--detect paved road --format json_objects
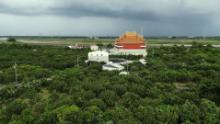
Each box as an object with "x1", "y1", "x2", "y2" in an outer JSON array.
[
  {"x1": 18, "y1": 40, "x2": 220, "y2": 48},
  {"x1": 149, "y1": 44, "x2": 220, "y2": 48}
]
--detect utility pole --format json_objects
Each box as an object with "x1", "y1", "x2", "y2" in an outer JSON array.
[
  {"x1": 76, "y1": 55, "x2": 79, "y2": 67},
  {"x1": 126, "y1": 62, "x2": 129, "y2": 73},
  {"x1": 152, "y1": 48, "x2": 154, "y2": 58},
  {"x1": 126, "y1": 54, "x2": 129, "y2": 73},
  {"x1": 14, "y1": 62, "x2": 18, "y2": 83}
]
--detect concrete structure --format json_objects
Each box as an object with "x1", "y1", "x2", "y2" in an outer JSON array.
[
  {"x1": 67, "y1": 44, "x2": 84, "y2": 49},
  {"x1": 110, "y1": 58, "x2": 133, "y2": 65},
  {"x1": 139, "y1": 59, "x2": 147, "y2": 65},
  {"x1": 102, "y1": 62, "x2": 124, "y2": 71},
  {"x1": 119, "y1": 71, "x2": 129, "y2": 75},
  {"x1": 111, "y1": 32, "x2": 147, "y2": 57},
  {"x1": 88, "y1": 51, "x2": 109, "y2": 63},
  {"x1": 90, "y1": 45, "x2": 99, "y2": 51}
]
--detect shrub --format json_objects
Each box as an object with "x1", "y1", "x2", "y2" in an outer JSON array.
[{"x1": 7, "y1": 37, "x2": 17, "y2": 42}]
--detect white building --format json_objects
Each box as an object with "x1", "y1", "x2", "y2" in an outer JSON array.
[
  {"x1": 102, "y1": 62, "x2": 124, "y2": 71},
  {"x1": 110, "y1": 48, "x2": 148, "y2": 57},
  {"x1": 90, "y1": 45, "x2": 99, "y2": 51},
  {"x1": 67, "y1": 44, "x2": 84, "y2": 49},
  {"x1": 88, "y1": 51, "x2": 109, "y2": 63}
]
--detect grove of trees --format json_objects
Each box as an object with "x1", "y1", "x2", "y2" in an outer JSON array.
[{"x1": 0, "y1": 43, "x2": 219, "y2": 124}]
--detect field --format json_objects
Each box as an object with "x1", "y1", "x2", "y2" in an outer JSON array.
[
  {"x1": 9, "y1": 36, "x2": 220, "y2": 46},
  {"x1": 0, "y1": 42, "x2": 219, "y2": 123}
]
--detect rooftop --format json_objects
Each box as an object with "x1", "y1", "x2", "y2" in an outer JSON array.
[{"x1": 115, "y1": 32, "x2": 145, "y2": 44}]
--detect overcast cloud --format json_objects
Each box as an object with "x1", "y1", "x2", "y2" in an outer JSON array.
[{"x1": 0, "y1": 0, "x2": 220, "y2": 36}]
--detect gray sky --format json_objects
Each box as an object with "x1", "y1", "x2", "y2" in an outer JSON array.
[{"x1": 0, "y1": 0, "x2": 220, "y2": 36}]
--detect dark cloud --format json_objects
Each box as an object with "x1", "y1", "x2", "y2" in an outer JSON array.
[
  {"x1": 0, "y1": 1, "x2": 160, "y2": 21},
  {"x1": 0, "y1": 0, "x2": 219, "y2": 36}
]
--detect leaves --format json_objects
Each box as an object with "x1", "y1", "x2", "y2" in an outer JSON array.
[{"x1": 0, "y1": 43, "x2": 220, "y2": 123}]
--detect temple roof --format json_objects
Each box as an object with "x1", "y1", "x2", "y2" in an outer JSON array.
[{"x1": 115, "y1": 32, "x2": 145, "y2": 44}]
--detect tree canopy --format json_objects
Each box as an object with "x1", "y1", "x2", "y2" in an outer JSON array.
[{"x1": 0, "y1": 43, "x2": 219, "y2": 123}]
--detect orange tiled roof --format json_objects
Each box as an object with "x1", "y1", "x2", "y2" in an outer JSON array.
[{"x1": 115, "y1": 32, "x2": 144, "y2": 44}]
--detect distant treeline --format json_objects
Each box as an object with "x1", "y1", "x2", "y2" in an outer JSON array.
[{"x1": 2, "y1": 36, "x2": 220, "y2": 40}]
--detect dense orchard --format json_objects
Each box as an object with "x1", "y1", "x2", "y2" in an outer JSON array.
[{"x1": 0, "y1": 43, "x2": 219, "y2": 124}]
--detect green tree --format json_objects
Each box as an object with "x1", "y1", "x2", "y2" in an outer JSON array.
[
  {"x1": 99, "y1": 90, "x2": 117, "y2": 107},
  {"x1": 199, "y1": 99, "x2": 219, "y2": 124},
  {"x1": 179, "y1": 100, "x2": 200, "y2": 124}
]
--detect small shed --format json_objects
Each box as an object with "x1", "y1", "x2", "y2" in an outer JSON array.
[
  {"x1": 139, "y1": 59, "x2": 147, "y2": 65},
  {"x1": 90, "y1": 45, "x2": 99, "y2": 51},
  {"x1": 102, "y1": 62, "x2": 124, "y2": 71},
  {"x1": 67, "y1": 44, "x2": 84, "y2": 49},
  {"x1": 119, "y1": 71, "x2": 129, "y2": 75}
]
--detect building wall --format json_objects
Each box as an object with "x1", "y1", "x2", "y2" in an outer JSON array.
[
  {"x1": 115, "y1": 43, "x2": 146, "y2": 49},
  {"x1": 110, "y1": 49, "x2": 147, "y2": 57},
  {"x1": 90, "y1": 45, "x2": 99, "y2": 51},
  {"x1": 102, "y1": 63, "x2": 124, "y2": 71},
  {"x1": 88, "y1": 51, "x2": 109, "y2": 63}
]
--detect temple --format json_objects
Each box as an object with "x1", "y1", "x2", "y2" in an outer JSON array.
[{"x1": 111, "y1": 32, "x2": 147, "y2": 56}]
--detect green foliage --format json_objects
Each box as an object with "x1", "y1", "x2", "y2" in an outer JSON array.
[
  {"x1": 199, "y1": 99, "x2": 219, "y2": 124},
  {"x1": 179, "y1": 100, "x2": 201, "y2": 123},
  {"x1": 0, "y1": 43, "x2": 220, "y2": 123},
  {"x1": 99, "y1": 90, "x2": 117, "y2": 107},
  {"x1": 7, "y1": 37, "x2": 16, "y2": 42}
]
